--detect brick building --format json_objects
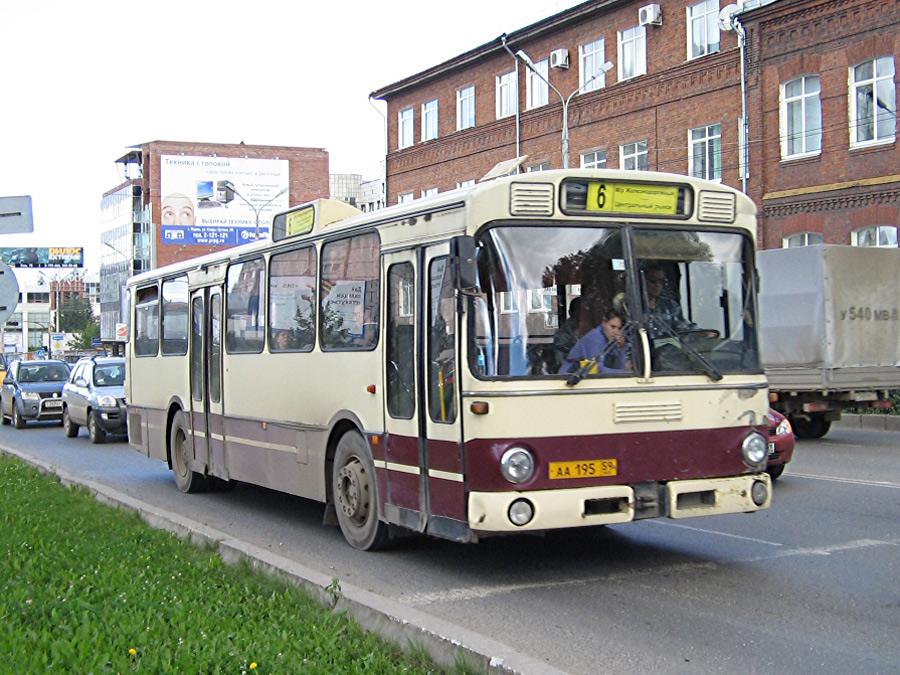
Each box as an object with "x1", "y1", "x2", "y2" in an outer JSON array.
[
  {"x1": 741, "y1": 0, "x2": 899, "y2": 249},
  {"x1": 371, "y1": 0, "x2": 898, "y2": 249},
  {"x1": 99, "y1": 140, "x2": 329, "y2": 343}
]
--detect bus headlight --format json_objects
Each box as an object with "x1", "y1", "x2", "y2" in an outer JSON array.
[
  {"x1": 741, "y1": 432, "x2": 768, "y2": 470},
  {"x1": 508, "y1": 499, "x2": 534, "y2": 526},
  {"x1": 499, "y1": 447, "x2": 535, "y2": 484}
]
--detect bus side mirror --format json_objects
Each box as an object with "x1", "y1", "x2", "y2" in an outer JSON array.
[{"x1": 451, "y1": 235, "x2": 480, "y2": 295}]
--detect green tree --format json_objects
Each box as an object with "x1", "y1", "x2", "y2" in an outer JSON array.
[
  {"x1": 57, "y1": 296, "x2": 94, "y2": 332},
  {"x1": 69, "y1": 321, "x2": 99, "y2": 350}
]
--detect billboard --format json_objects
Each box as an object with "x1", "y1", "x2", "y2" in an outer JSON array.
[
  {"x1": 159, "y1": 155, "x2": 290, "y2": 246},
  {"x1": 0, "y1": 247, "x2": 84, "y2": 268}
]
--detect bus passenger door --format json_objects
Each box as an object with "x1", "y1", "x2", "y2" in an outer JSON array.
[
  {"x1": 189, "y1": 288, "x2": 225, "y2": 478},
  {"x1": 382, "y1": 247, "x2": 467, "y2": 540}
]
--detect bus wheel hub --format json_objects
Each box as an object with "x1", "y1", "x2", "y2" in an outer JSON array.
[{"x1": 337, "y1": 461, "x2": 368, "y2": 520}]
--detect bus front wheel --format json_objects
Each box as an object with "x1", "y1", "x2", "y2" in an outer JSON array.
[
  {"x1": 333, "y1": 431, "x2": 390, "y2": 551},
  {"x1": 170, "y1": 411, "x2": 207, "y2": 494}
]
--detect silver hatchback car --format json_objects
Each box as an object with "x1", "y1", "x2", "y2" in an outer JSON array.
[{"x1": 62, "y1": 357, "x2": 127, "y2": 443}]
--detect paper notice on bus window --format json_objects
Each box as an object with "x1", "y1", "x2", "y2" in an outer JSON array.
[
  {"x1": 323, "y1": 280, "x2": 366, "y2": 338},
  {"x1": 285, "y1": 207, "x2": 315, "y2": 237},
  {"x1": 586, "y1": 182, "x2": 679, "y2": 215}
]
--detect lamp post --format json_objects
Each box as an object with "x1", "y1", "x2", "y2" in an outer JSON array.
[
  {"x1": 514, "y1": 50, "x2": 613, "y2": 169},
  {"x1": 230, "y1": 186, "x2": 289, "y2": 240},
  {"x1": 35, "y1": 270, "x2": 60, "y2": 333}
]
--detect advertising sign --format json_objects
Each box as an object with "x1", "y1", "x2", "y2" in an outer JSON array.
[
  {"x1": 0, "y1": 247, "x2": 84, "y2": 268},
  {"x1": 159, "y1": 155, "x2": 289, "y2": 246}
]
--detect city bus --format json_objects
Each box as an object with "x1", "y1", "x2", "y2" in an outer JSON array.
[{"x1": 125, "y1": 169, "x2": 771, "y2": 550}]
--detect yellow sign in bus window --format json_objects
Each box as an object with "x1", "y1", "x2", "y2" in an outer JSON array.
[
  {"x1": 586, "y1": 181, "x2": 679, "y2": 215},
  {"x1": 285, "y1": 207, "x2": 315, "y2": 237}
]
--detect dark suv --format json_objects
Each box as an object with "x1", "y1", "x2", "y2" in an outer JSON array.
[
  {"x1": 62, "y1": 357, "x2": 127, "y2": 443},
  {"x1": 1, "y1": 359, "x2": 70, "y2": 428}
]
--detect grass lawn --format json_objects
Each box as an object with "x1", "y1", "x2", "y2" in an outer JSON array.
[{"x1": 0, "y1": 454, "x2": 478, "y2": 674}]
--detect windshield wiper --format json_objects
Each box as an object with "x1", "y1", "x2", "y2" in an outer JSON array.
[
  {"x1": 566, "y1": 321, "x2": 635, "y2": 387},
  {"x1": 655, "y1": 326, "x2": 722, "y2": 382}
]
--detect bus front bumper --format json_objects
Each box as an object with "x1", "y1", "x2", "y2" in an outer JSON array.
[{"x1": 468, "y1": 474, "x2": 771, "y2": 534}]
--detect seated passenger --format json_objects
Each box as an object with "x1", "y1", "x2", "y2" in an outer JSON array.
[{"x1": 559, "y1": 310, "x2": 631, "y2": 374}]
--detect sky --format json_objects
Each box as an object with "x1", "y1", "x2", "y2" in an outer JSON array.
[{"x1": 0, "y1": 0, "x2": 581, "y2": 276}]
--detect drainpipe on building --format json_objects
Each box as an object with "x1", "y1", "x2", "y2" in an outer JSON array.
[
  {"x1": 368, "y1": 95, "x2": 388, "y2": 206},
  {"x1": 499, "y1": 34, "x2": 522, "y2": 169},
  {"x1": 721, "y1": 5, "x2": 750, "y2": 194}
]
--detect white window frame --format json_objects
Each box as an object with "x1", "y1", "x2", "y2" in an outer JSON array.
[
  {"x1": 527, "y1": 288, "x2": 554, "y2": 314},
  {"x1": 780, "y1": 75, "x2": 822, "y2": 159},
  {"x1": 496, "y1": 70, "x2": 518, "y2": 119},
  {"x1": 457, "y1": 179, "x2": 475, "y2": 189},
  {"x1": 499, "y1": 291, "x2": 518, "y2": 314},
  {"x1": 421, "y1": 187, "x2": 438, "y2": 198},
  {"x1": 581, "y1": 150, "x2": 607, "y2": 169},
  {"x1": 421, "y1": 99, "x2": 439, "y2": 142},
  {"x1": 397, "y1": 192, "x2": 414, "y2": 204},
  {"x1": 526, "y1": 58, "x2": 549, "y2": 110},
  {"x1": 783, "y1": 232, "x2": 824, "y2": 248},
  {"x1": 398, "y1": 108, "x2": 414, "y2": 150},
  {"x1": 579, "y1": 38, "x2": 608, "y2": 93},
  {"x1": 620, "y1": 141, "x2": 649, "y2": 171},
  {"x1": 689, "y1": 123, "x2": 722, "y2": 181},
  {"x1": 852, "y1": 225, "x2": 898, "y2": 248},
  {"x1": 456, "y1": 86, "x2": 475, "y2": 131},
  {"x1": 687, "y1": 0, "x2": 720, "y2": 60},
  {"x1": 617, "y1": 25, "x2": 647, "y2": 82},
  {"x1": 527, "y1": 162, "x2": 550, "y2": 172},
  {"x1": 849, "y1": 57, "x2": 897, "y2": 148}
]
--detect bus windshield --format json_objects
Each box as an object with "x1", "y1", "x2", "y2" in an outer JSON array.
[{"x1": 470, "y1": 223, "x2": 760, "y2": 379}]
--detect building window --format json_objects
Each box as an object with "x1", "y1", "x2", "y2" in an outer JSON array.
[
  {"x1": 687, "y1": 0, "x2": 720, "y2": 60},
  {"x1": 581, "y1": 150, "x2": 607, "y2": 169},
  {"x1": 457, "y1": 179, "x2": 475, "y2": 189},
  {"x1": 689, "y1": 124, "x2": 722, "y2": 180},
  {"x1": 579, "y1": 38, "x2": 608, "y2": 93},
  {"x1": 398, "y1": 108, "x2": 414, "y2": 149},
  {"x1": 422, "y1": 188, "x2": 438, "y2": 198},
  {"x1": 618, "y1": 26, "x2": 646, "y2": 81},
  {"x1": 526, "y1": 58, "x2": 549, "y2": 110},
  {"x1": 621, "y1": 141, "x2": 649, "y2": 170},
  {"x1": 496, "y1": 70, "x2": 518, "y2": 119},
  {"x1": 784, "y1": 232, "x2": 823, "y2": 248},
  {"x1": 781, "y1": 76, "x2": 822, "y2": 158},
  {"x1": 850, "y1": 57, "x2": 896, "y2": 147},
  {"x1": 457, "y1": 86, "x2": 475, "y2": 130},
  {"x1": 398, "y1": 192, "x2": 414, "y2": 204},
  {"x1": 422, "y1": 99, "x2": 439, "y2": 142},
  {"x1": 852, "y1": 225, "x2": 898, "y2": 248},
  {"x1": 527, "y1": 162, "x2": 550, "y2": 172}
]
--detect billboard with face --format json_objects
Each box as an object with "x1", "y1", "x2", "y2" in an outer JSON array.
[{"x1": 159, "y1": 155, "x2": 290, "y2": 246}]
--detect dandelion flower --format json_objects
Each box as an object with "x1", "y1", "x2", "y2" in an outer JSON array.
[
  {"x1": 250, "y1": 663, "x2": 258, "y2": 670},
  {"x1": 128, "y1": 648, "x2": 137, "y2": 656}
]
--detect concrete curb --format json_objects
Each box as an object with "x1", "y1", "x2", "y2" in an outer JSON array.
[
  {"x1": 0, "y1": 445, "x2": 569, "y2": 675},
  {"x1": 834, "y1": 414, "x2": 900, "y2": 432}
]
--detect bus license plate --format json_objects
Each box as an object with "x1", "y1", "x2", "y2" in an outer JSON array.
[{"x1": 549, "y1": 459, "x2": 617, "y2": 479}]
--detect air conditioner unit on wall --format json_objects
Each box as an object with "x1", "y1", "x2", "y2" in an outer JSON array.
[
  {"x1": 639, "y1": 3, "x2": 662, "y2": 26},
  {"x1": 550, "y1": 48, "x2": 569, "y2": 69}
]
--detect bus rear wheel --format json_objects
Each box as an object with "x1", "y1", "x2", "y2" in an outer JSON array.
[
  {"x1": 333, "y1": 431, "x2": 390, "y2": 551},
  {"x1": 170, "y1": 411, "x2": 207, "y2": 494}
]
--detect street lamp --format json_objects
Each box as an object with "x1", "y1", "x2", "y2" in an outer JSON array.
[
  {"x1": 229, "y1": 186, "x2": 289, "y2": 240},
  {"x1": 515, "y1": 50, "x2": 613, "y2": 169}
]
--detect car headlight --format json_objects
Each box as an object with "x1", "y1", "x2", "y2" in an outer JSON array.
[
  {"x1": 499, "y1": 447, "x2": 535, "y2": 484},
  {"x1": 775, "y1": 418, "x2": 792, "y2": 437},
  {"x1": 97, "y1": 395, "x2": 117, "y2": 407},
  {"x1": 21, "y1": 391, "x2": 40, "y2": 402},
  {"x1": 741, "y1": 432, "x2": 768, "y2": 470}
]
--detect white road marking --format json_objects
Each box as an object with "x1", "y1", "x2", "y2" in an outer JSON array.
[
  {"x1": 789, "y1": 472, "x2": 900, "y2": 490},
  {"x1": 645, "y1": 519, "x2": 784, "y2": 546}
]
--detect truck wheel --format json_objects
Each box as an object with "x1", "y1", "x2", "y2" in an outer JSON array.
[
  {"x1": 792, "y1": 414, "x2": 830, "y2": 440},
  {"x1": 170, "y1": 411, "x2": 207, "y2": 493},
  {"x1": 332, "y1": 431, "x2": 391, "y2": 551}
]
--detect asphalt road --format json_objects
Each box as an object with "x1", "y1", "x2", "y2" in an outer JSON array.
[{"x1": 2, "y1": 421, "x2": 898, "y2": 674}]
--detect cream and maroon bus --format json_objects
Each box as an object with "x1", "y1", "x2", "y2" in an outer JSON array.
[{"x1": 125, "y1": 169, "x2": 771, "y2": 550}]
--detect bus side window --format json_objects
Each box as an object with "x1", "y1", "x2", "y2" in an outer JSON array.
[
  {"x1": 161, "y1": 276, "x2": 189, "y2": 355},
  {"x1": 428, "y1": 257, "x2": 457, "y2": 423},
  {"x1": 226, "y1": 257, "x2": 266, "y2": 354},
  {"x1": 268, "y1": 246, "x2": 316, "y2": 352},
  {"x1": 134, "y1": 285, "x2": 160, "y2": 357},
  {"x1": 320, "y1": 232, "x2": 380, "y2": 351},
  {"x1": 387, "y1": 263, "x2": 415, "y2": 419}
]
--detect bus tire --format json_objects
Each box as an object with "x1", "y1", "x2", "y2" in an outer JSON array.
[
  {"x1": 333, "y1": 431, "x2": 390, "y2": 551},
  {"x1": 170, "y1": 411, "x2": 207, "y2": 494}
]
